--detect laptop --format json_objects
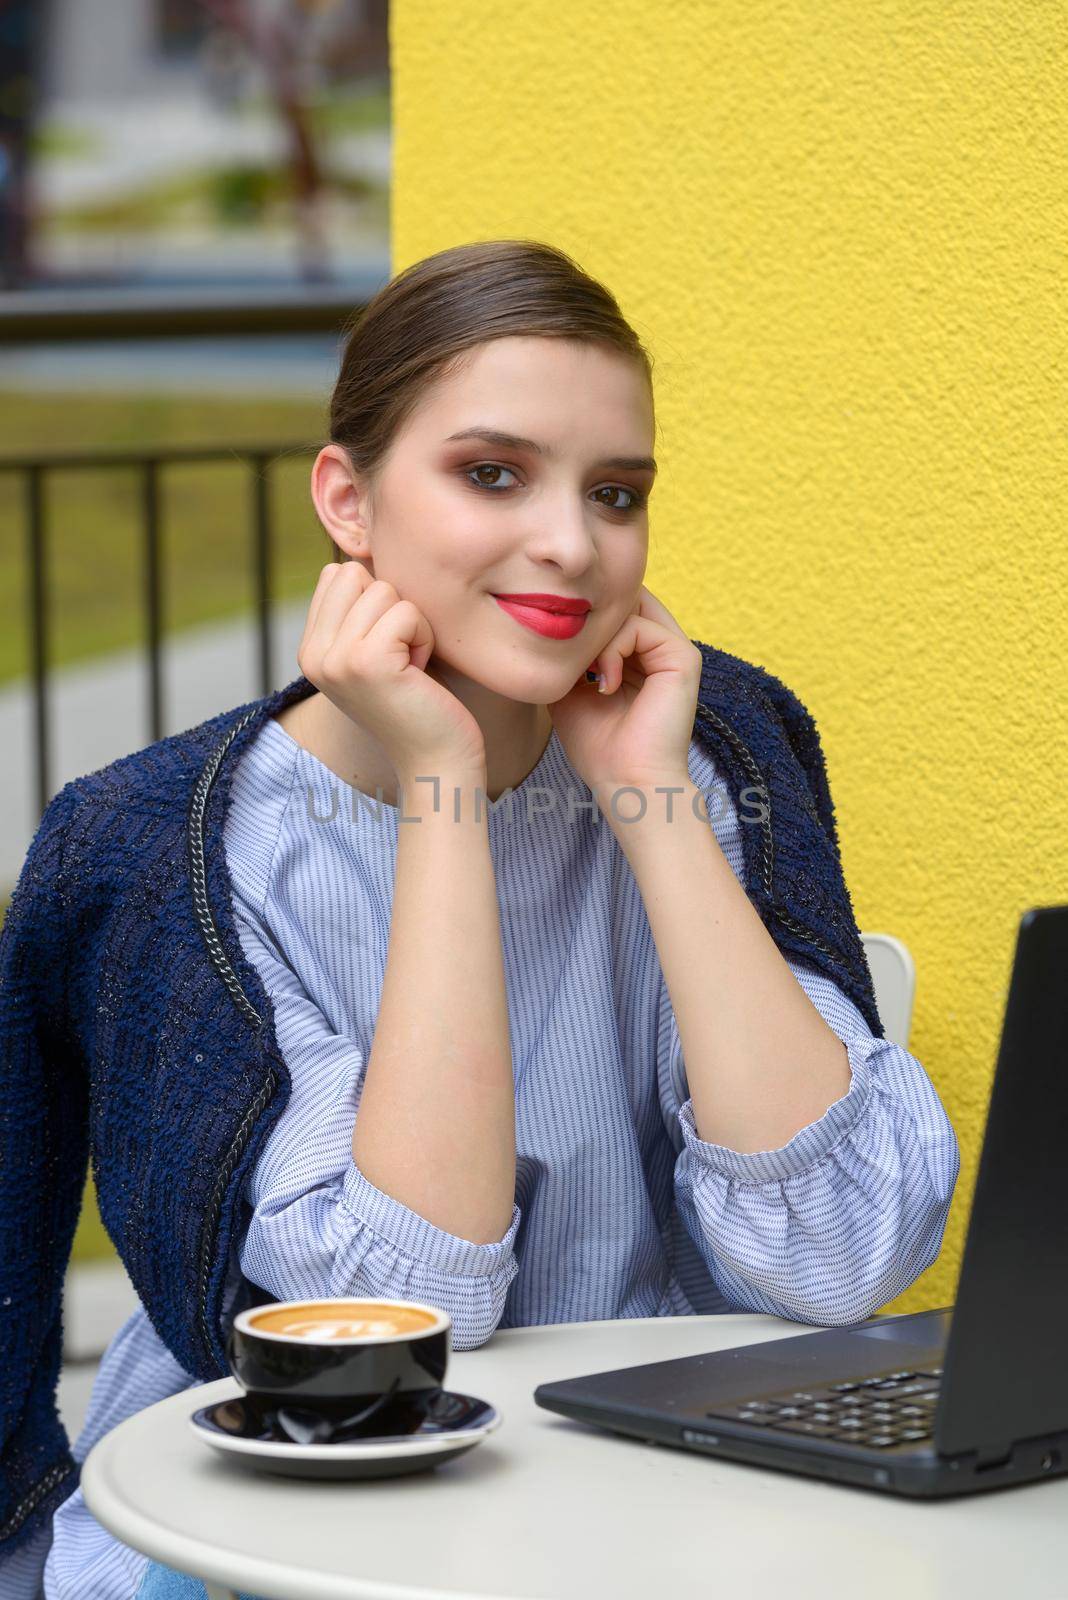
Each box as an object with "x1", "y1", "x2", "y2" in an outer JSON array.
[{"x1": 534, "y1": 905, "x2": 1068, "y2": 1497}]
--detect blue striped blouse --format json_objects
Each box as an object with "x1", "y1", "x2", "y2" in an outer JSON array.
[{"x1": 22, "y1": 714, "x2": 958, "y2": 1599}]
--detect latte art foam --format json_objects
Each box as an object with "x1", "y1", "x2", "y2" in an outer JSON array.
[
  {"x1": 248, "y1": 1300, "x2": 440, "y2": 1339},
  {"x1": 281, "y1": 1316, "x2": 411, "y2": 1340}
]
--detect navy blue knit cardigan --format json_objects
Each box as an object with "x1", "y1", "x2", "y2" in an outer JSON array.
[{"x1": 0, "y1": 646, "x2": 883, "y2": 1561}]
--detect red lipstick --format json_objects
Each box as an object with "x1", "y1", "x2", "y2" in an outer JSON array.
[
  {"x1": 492, "y1": 594, "x2": 591, "y2": 639},
  {"x1": 492, "y1": 593, "x2": 591, "y2": 614}
]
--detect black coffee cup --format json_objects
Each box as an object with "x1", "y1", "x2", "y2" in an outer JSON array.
[{"x1": 226, "y1": 1297, "x2": 451, "y2": 1442}]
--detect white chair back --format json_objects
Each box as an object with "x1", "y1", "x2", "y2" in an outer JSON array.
[{"x1": 860, "y1": 932, "x2": 916, "y2": 1048}]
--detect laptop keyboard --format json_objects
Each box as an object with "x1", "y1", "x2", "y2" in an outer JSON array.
[{"x1": 704, "y1": 1366, "x2": 943, "y2": 1449}]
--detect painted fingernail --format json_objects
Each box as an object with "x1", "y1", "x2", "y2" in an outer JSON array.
[
  {"x1": 585, "y1": 669, "x2": 599, "y2": 683},
  {"x1": 597, "y1": 674, "x2": 608, "y2": 693}
]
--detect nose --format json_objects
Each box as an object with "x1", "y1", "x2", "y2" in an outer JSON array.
[{"x1": 524, "y1": 490, "x2": 598, "y2": 573}]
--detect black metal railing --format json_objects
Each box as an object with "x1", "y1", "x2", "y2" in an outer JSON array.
[
  {"x1": 2, "y1": 441, "x2": 333, "y2": 819},
  {"x1": 0, "y1": 284, "x2": 375, "y2": 821}
]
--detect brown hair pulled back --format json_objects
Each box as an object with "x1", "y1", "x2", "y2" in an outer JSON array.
[{"x1": 325, "y1": 238, "x2": 654, "y2": 557}]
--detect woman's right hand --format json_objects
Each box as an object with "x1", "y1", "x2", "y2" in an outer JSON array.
[{"x1": 297, "y1": 562, "x2": 487, "y2": 779}]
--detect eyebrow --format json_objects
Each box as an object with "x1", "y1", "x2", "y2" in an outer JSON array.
[{"x1": 442, "y1": 427, "x2": 657, "y2": 477}]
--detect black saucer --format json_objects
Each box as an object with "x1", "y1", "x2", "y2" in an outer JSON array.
[{"x1": 189, "y1": 1388, "x2": 501, "y2": 1480}]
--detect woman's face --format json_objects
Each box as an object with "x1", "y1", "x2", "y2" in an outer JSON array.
[{"x1": 314, "y1": 334, "x2": 657, "y2": 705}]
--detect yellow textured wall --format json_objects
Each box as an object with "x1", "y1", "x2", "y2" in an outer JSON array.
[{"x1": 391, "y1": 1, "x2": 1067, "y2": 1315}]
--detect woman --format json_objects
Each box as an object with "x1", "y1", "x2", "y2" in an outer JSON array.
[{"x1": 0, "y1": 239, "x2": 959, "y2": 1599}]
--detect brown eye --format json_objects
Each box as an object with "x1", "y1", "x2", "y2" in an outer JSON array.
[
  {"x1": 594, "y1": 485, "x2": 647, "y2": 512},
  {"x1": 465, "y1": 463, "x2": 520, "y2": 489}
]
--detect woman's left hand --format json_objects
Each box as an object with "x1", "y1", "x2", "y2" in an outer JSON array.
[{"x1": 548, "y1": 585, "x2": 704, "y2": 799}]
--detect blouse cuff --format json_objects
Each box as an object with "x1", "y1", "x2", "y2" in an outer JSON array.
[
  {"x1": 338, "y1": 1159, "x2": 521, "y2": 1277},
  {"x1": 675, "y1": 1031, "x2": 879, "y2": 1183}
]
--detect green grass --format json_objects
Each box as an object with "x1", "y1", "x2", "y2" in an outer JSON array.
[
  {"x1": 49, "y1": 162, "x2": 387, "y2": 233},
  {"x1": 244, "y1": 81, "x2": 391, "y2": 137},
  {"x1": 30, "y1": 123, "x2": 104, "y2": 160}
]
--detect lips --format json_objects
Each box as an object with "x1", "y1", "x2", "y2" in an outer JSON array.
[
  {"x1": 492, "y1": 596, "x2": 589, "y2": 639},
  {"x1": 491, "y1": 593, "x2": 591, "y2": 615}
]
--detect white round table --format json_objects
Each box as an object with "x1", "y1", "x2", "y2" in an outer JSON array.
[{"x1": 81, "y1": 1312, "x2": 1068, "y2": 1600}]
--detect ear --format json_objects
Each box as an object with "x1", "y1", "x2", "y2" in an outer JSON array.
[{"x1": 310, "y1": 444, "x2": 375, "y2": 569}]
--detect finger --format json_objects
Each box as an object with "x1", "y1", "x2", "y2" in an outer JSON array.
[
  {"x1": 336, "y1": 594, "x2": 435, "y2": 675},
  {"x1": 321, "y1": 577, "x2": 405, "y2": 664},
  {"x1": 596, "y1": 614, "x2": 642, "y2": 691},
  {"x1": 301, "y1": 562, "x2": 345, "y2": 653},
  {"x1": 600, "y1": 614, "x2": 683, "y2": 692},
  {"x1": 637, "y1": 585, "x2": 691, "y2": 639},
  {"x1": 374, "y1": 599, "x2": 436, "y2": 674},
  {"x1": 309, "y1": 562, "x2": 379, "y2": 648}
]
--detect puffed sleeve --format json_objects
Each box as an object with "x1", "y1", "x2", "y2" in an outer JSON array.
[
  {"x1": 231, "y1": 898, "x2": 521, "y2": 1351},
  {"x1": 664, "y1": 959, "x2": 960, "y2": 1326}
]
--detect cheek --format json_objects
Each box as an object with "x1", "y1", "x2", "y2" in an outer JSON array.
[
  {"x1": 434, "y1": 513, "x2": 509, "y2": 581},
  {"x1": 608, "y1": 546, "x2": 648, "y2": 598}
]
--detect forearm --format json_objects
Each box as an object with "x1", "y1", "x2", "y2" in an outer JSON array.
[
  {"x1": 351, "y1": 767, "x2": 516, "y2": 1244},
  {"x1": 602, "y1": 774, "x2": 851, "y2": 1153}
]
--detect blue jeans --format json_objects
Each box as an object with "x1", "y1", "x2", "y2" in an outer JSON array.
[{"x1": 135, "y1": 1558, "x2": 266, "y2": 1599}]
